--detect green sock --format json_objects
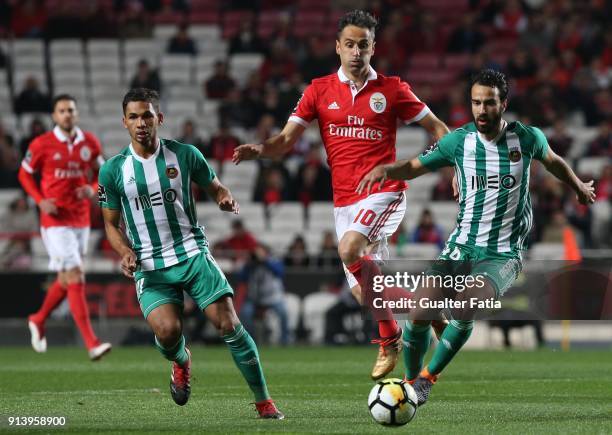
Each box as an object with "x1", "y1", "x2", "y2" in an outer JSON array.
[
  {"x1": 223, "y1": 324, "x2": 270, "y2": 402},
  {"x1": 155, "y1": 335, "x2": 189, "y2": 366},
  {"x1": 402, "y1": 321, "x2": 432, "y2": 380},
  {"x1": 427, "y1": 320, "x2": 473, "y2": 375}
]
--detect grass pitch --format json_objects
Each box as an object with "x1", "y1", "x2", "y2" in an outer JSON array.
[{"x1": 1, "y1": 346, "x2": 611, "y2": 434}]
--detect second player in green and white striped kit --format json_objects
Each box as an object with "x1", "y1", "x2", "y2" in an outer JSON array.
[
  {"x1": 99, "y1": 88, "x2": 284, "y2": 418},
  {"x1": 357, "y1": 69, "x2": 596, "y2": 406},
  {"x1": 100, "y1": 137, "x2": 213, "y2": 273}
]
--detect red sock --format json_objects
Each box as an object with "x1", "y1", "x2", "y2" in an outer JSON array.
[
  {"x1": 378, "y1": 320, "x2": 400, "y2": 338},
  {"x1": 347, "y1": 256, "x2": 398, "y2": 330},
  {"x1": 30, "y1": 280, "x2": 67, "y2": 325},
  {"x1": 67, "y1": 282, "x2": 100, "y2": 350}
]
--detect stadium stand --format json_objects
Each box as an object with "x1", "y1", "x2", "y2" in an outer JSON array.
[{"x1": 0, "y1": 0, "x2": 610, "y2": 274}]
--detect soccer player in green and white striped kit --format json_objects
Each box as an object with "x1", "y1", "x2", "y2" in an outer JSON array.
[
  {"x1": 357, "y1": 69, "x2": 596, "y2": 406},
  {"x1": 98, "y1": 88, "x2": 283, "y2": 418}
]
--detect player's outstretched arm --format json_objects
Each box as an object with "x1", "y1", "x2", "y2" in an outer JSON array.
[
  {"x1": 417, "y1": 112, "x2": 450, "y2": 141},
  {"x1": 540, "y1": 148, "x2": 596, "y2": 205},
  {"x1": 205, "y1": 177, "x2": 240, "y2": 214},
  {"x1": 101, "y1": 208, "x2": 137, "y2": 278},
  {"x1": 356, "y1": 157, "x2": 430, "y2": 195},
  {"x1": 232, "y1": 121, "x2": 305, "y2": 164}
]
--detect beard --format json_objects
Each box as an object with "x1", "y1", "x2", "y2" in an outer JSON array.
[{"x1": 474, "y1": 112, "x2": 502, "y2": 134}]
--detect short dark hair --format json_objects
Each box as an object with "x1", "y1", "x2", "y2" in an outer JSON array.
[
  {"x1": 337, "y1": 10, "x2": 378, "y2": 38},
  {"x1": 122, "y1": 88, "x2": 160, "y2": 114},
  {"x1": 471, "y1": 69, "x2": 509, "y2": 101},
  {"x1": 52, "y1": 94, "x2": 76, "y2": 111}
]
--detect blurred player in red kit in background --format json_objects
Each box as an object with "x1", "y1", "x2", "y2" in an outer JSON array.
[{"x1": 18, "y1": 94, "x2": 112, "y2": 361}]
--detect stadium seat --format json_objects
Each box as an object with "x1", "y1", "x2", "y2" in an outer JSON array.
[
  {"x1": 153, "y1": 24, "x2": 177, "y2": 41},
  {"x1": 529, "y1": 243, "x2": 565, "y2": 260},
  {"x1": 50, "y1": 39, "x2": 83, "y2": 58},
  {"x1": 229, "y1": 53, "x2": 265, "y2": 87},
  {"x1": 395, "y1": 127, "x2": 428, "y2": 159},
  {"x1": 160, "y1": 55, "x2": 194, "y2": 85},
  {"x1": 165, "y1": 100, "x2": 199, "y2": 117},
  {"x1": 399, "y1": 243, "x2": 441, "y2": 259},
  {"x1": 302, "y1": 291, "x2": 339, "y2": 344},
  {"x1": 267, "y1": 203, "x2": 306, "y2": 231},
  {"x1": 189, "y1": 24, "x2": 222, "y2": 41},
  {"x1": 0, "y1": 188, "x2": 22, "y2": 204},
  {"x1": 577, "y1": 157, "x2": 610, "y2": 178},
  {"x1": 568, "y1": 128, "x2": 599, "y2": 158},
  {"x1": 12, "y1": 40, "x2": 44, "y2": 58}
]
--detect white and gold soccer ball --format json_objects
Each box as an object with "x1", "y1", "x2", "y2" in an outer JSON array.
[{"x1": 367, "y1": 378, "x2": 418, "y2": 426}]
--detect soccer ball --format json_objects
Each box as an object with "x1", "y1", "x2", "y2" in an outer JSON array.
[{"x1": 367, "y1": 378, "x2": 418, "y2": 426}]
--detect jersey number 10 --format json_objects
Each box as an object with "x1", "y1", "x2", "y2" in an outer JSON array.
[{"x1": 354, "y1": 209, "x2": 376, "y2": 226}]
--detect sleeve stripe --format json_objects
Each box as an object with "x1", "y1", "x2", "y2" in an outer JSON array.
[
  {"x1": 21, "y1": 161, "x2": 34, "y2": 173},
  {"x1": 404, "y1": 106, "x2": 431, "y2": 125},
  {"x1": 288, "y1": 116, "x2": 310, "y2": 128}
]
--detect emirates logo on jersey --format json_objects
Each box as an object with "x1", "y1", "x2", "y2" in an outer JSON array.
[{"x1": 369, "y1": 92, "x2": 387, "y2": 114}]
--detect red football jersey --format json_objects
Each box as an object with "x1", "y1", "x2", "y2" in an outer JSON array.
[
  {"x1": 289, "y1": 67, "x2": 429, "y2": 206},
  {"x1": 21, "y1": 126, "x2": 104, "y2": 228}
]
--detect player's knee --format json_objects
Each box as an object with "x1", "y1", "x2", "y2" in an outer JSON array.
[
  {"x1": 64, "y1": 267, "x2": 84, "y2": 285},
  {"x1": 350, "y1": 285, "x2": 362, "y2": 303},
  {"x1": 218, "y1": 313, "x2": 239, "y2": 336},
  {"x1": 338, "y1": 238, "x2": 361, "y2": 265},
  {"x1": 154, "y1": 320, "x2": 182, "y2": 346}
]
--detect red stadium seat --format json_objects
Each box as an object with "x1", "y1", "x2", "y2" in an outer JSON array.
[
  {"x1": 153, "y1": 11, "x2": 187, "y2": 25},
  {"x1": 409, "y1": 53, "x2": 440, "y2": 69},
  {"x1": 297, "y1": 0, "x2": 330, "y2": 11},
  {"x1": 189, "y1": 0, "x2": 220, "y2": 12},
  {"x1": 222, "y1": 11, "x2": 255, "y2": 39},
  {"x1": 189, "y1": 12, "x2": 220, "y2": 24},
  {"x1": 444, "y1": 54, "x2": 471, "y2": 73}
]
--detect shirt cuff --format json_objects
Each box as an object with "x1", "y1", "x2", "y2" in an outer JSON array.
[
  {"x1": 403, "y1": 106, "x2": 431, "y2": 125},
  {"x1": 288, "y1": 115, "x2": 310, "y2": 128}
]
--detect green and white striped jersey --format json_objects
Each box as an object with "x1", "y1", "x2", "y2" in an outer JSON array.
[
  {"x1": 418, "y1": 121, "x2": 549, "y2": 255},
  {"x1": 98, "y1": 138, "x2": 215, "y2": 271}
]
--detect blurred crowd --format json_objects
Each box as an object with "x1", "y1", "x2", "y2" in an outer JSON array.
[{"x1": 0, "y1": 0, "x2": 611, "y2": 268}]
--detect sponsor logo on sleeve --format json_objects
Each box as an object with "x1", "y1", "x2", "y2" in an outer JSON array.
[
  {"x1": 421, "y1": 141, "x2": 439, "y2": 157},
  {"x1": 98, "y1": 184, "x2": 107, "y2": 202}
]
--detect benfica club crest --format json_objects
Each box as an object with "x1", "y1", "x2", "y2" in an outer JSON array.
[
  {"x1": 369, "y1": 92, "x2": 387, "y2": 114},
  {"x1": 509, "y1": 148, "x2": 522, "y2": 162},
  {"x1": 166, "y1": 166, "x2": 178, "y2": 179}
]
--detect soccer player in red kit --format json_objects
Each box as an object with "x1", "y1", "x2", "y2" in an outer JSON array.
[
  {"x1": 18, "y1": 94, "x2": 112, "y2": 361},
  {"x1": 234, "y1": 10, "x2": 450, "y2": 379}
]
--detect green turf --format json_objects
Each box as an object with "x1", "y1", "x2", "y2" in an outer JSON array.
[{"x1": 0, "y1": 346, "x2": 611, "y2": 434}]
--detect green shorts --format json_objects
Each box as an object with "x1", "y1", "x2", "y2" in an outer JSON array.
[
  {"x1": 134, "y1": 251, "x2": 234, "y2": 319},
  {"x1": 427, "y1": 242, "x2": 522, "y2": 298}
]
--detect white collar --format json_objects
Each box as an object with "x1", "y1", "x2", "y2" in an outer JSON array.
[
  {"x1": 129, "y1": 138, "x2": 161, "y2": 163},
  {"x1": 337, "y1": 65, "x2": 377, "y2": 83},
  {"x1": 53, "y1": 125, "x2": 85, "y2": 145}
]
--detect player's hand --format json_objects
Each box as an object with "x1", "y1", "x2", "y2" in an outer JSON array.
[
  {"x1": 75, "y1": 185, "x2": 95, "y2": 199},
  {"x1": 356, "y1": 165, "x2": 387, "y2": 195},
  {"x1": 120, "y1": 251, "x2": 137, "y2": 278},
  {"x1": 232, "y1": 144, "x2": 263, "y2": 164},
  {"x1": 38, "y1": 198, "x2": 58, "y2": 215},
  {"x1": 452, "y1": 173, "x2": 459, "y2": 202},
  {"x1": 576, "y1": 180, "x2": 596, "y2": 205},
  {"x1": 218, "y1": 195, "x2": 240, "y2": 214}
]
